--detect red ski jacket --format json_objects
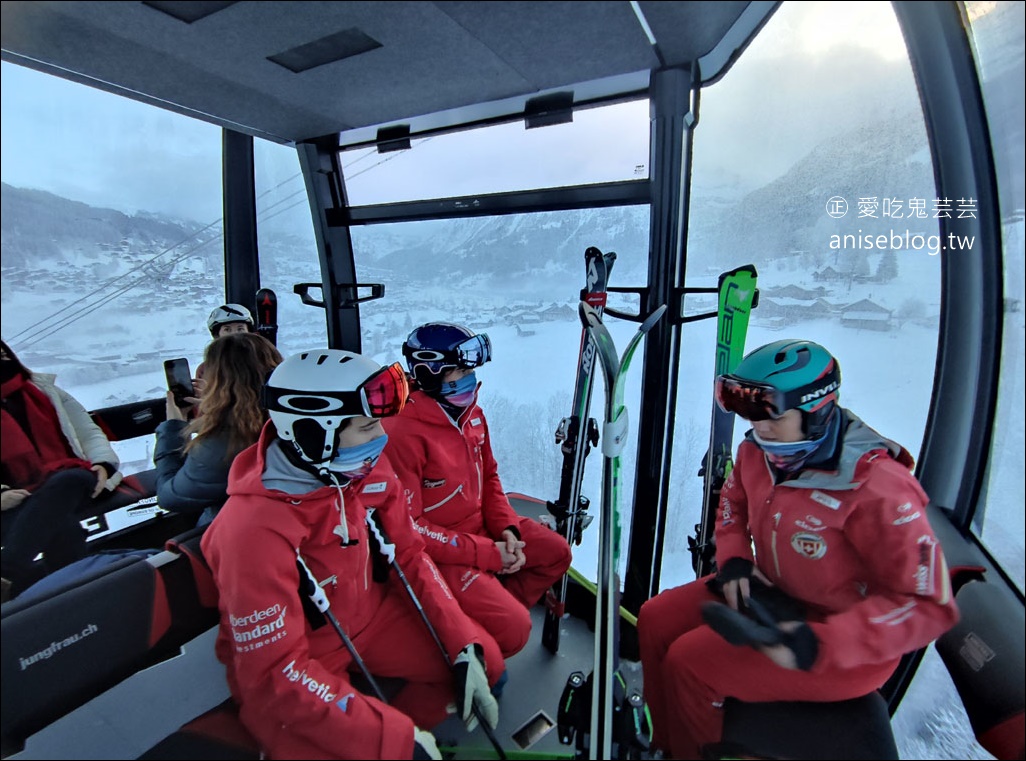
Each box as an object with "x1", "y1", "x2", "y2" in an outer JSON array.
[
  {"x1": 716, "y1": 410, "x2": 959, "y2": 674},
  {"x1": 202, "y1": 423, "x2": 484, "y2": 759},
  {"x1": 383, "y1": 390, "x2": 520, "y2": 573}
]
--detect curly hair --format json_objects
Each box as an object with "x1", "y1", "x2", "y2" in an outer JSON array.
[{"x1": 184, "y1": 333, "x2": 283, "y2": 461}]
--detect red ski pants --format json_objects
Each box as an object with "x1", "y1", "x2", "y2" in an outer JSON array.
[
  {"x1": 439, "y1": 517, "x2": 571, "y2": 657},
  {"x1": 637, "y1": 576, "x2": 896, "y2": 759}
]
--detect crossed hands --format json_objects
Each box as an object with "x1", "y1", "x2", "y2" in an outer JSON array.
[{"x1": 495, "y1": 528, "x2": 526, "y2": 575}]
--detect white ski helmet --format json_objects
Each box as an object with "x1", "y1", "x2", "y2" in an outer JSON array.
[
  {"x1": 207, "y1": 303, "x2": 254, "y2": 337},
  {"x1": 264, "y1": 350, "x2": 409, "y2": 464}
]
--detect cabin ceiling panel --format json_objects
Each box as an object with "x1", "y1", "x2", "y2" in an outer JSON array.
[
  {"x1": 637, "y1": 0, "x2": 752, "y2": 66},
  {"x1": 1, "y1": 0, "x2": 763, "y2": 145}
]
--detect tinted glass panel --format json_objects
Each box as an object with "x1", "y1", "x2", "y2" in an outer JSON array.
[
  {"x1": 253, "y1": 139, "x2": 324, "y2": 357},
  {"x1": 342, "y1": 99, "x2": 650, "y2": 206},
  {"x1": 1, "y1": 62, "x2": 224, "y2": 473},
  {"x1": 350, "y1": 207, "x2": 650, "y2": 580}
]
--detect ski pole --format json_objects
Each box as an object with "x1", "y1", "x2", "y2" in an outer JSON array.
[
  {"x1": 295, "y1": 552, "x2": 388, "y2": 704},
  {"x1": 367, "y1": 510, "x2": 508, "y2": 760}
]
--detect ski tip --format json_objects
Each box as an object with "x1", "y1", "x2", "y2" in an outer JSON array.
[{"x1": 639, "y1": 303, "x2": 668, "y2": 333}]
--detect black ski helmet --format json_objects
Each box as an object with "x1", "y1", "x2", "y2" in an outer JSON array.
[{"x1": 402, "y1": 323, "x2": 492, "y2": 392}]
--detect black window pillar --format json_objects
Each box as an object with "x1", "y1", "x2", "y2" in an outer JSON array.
[
  {"x1": 222, "y1": 129, "x2": 260, "y2": 309},
  {"x1": 622, "y1": 66, "x2": 699, "y2": 616},
  {"x1": 296, "y1": 137, "x2": 363, "y2": 351}
]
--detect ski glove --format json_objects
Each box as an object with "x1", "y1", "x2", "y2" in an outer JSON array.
[
  {"x1": 717, "y1": 556, "x2": 755, "y2": 582},
  {"x1": 413, "y1": 727, "x2": 441, "y2": 760},
  {"x1": 701, "y1": 596, "x2": 819, "y2": 671},
  {"x1": 453, "y1": 644, "x2": 499, "y2": 732}
]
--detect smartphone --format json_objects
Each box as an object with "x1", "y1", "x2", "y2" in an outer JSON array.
[{"x1": 163, "y1": 358, "x2": 194, "y2": 407}]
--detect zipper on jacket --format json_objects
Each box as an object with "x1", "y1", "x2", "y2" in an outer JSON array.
[
  {"x1": 425, "y1": 484, "x2": 463, "y2": 512},
  {"x1": 771, "y1": 511, "x2": 782, "y2": 577}
]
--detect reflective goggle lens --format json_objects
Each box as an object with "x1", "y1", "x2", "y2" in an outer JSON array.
[
  {"x1": 456, "y1": 333, "x2": 491, "y2": 368},
  {"x1": 361, "y1": 362, "x2": 409, "y2": 418},
  {"x1": 714, "y1": 375, "x2": 786, "y2": 421}
]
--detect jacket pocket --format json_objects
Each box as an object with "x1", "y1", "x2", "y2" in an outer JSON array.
[{"x1": 425, "y1": 483, "x2": 463, "y2": 512}]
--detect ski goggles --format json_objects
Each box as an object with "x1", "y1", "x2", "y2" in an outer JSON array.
[
  {"x1": 360, "y1": 362, "x2": 410, "y2": 417},
  {"x1": 455, "y1": 333, "x2": 492, "y2": 368},
  {"x1": 407, "y1": 333, "x2": 492, "y2": 370},
  {"x1": 714, "y1": 375, "x2": 790, "y2": 421},
  {"x1": 264, "y1": 362, "x2": 409, "y2": 420}
]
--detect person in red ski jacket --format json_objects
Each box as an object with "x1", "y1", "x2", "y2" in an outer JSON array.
[
  {"x1": 201, "y1": 350, "x2": 503, "y2": 760},
  {"x1": 383, "y1": 323, "x2": 572, "y2": 659},
  {"x1": 637, "y1": 339, "x2": 960, "y2": 759}
]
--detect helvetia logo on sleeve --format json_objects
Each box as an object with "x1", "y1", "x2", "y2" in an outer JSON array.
[{"x1": 281, "y1": 659, "x2": 337, "y2": 702}]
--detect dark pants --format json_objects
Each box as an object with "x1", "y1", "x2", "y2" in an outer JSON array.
[{"x1": 1, "y1": 468, "x2": 97, "y2": 596}]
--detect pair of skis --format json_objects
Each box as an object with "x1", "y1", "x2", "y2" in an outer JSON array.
[
  {"x1": 689, "y1": 265, "x2": 758, "y2": 577},
  {"x1": 579, "y1": 300, "x2": 664, "y2": 761},
  {"x1": 543, "y1": 247, "x2": 616, "y2": 654}
]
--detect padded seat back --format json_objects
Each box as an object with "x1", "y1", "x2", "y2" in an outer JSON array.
[
  {"x1": 717, "y1": 692, "x2": 898, "y2": 760},
  {"x1": 1, "y1": 540, "x2": 222, "y2": 755},
  {"x1": 936, "y1": 580, "x2": 1025, "y2": 760},
  {"x1": 1, "y1": 554, "x2": 171, "y2": 752}
]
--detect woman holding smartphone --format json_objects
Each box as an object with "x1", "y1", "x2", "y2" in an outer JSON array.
[{"x1": 153, "y1": 332, "x2": 281, "y2": 525}]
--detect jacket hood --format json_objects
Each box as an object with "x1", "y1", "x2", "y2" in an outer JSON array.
[
  {"x1": 744, "y1": 408, "x2": 914, "y2": 491},
  {"x1": 227, "y1": 421, "x2": 337, "y2": 502}
]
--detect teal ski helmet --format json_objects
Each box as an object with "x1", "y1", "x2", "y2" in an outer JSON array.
[{"x1": 716, "y1": 339, "x2": 841, "y2": 437}]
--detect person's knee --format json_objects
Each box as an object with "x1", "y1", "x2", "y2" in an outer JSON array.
[
  {"x1": 527, "y1": 523, "x2": 572, "y2": 573},
  {"x1": 48, "y1": 467, "x2": 98, "y2": 493},
  {"x1": 638, "y1": 597, "x2": 658, "y2": 648},
  {"x1": 494, "y1": 604, "x2": 532, "y2": 657},
  {"x1": 553, "y1": 534, "x2": 572, "y2": 573}
]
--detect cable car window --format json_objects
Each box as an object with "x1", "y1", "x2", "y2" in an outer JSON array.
[
  {"x1": 664, "y1": 0, "x2": 943, "y2": 590},
  {"x1": 253, "y1": 138, "x2": 323, "y2": 358},
  {"x1": 0, "y1": 62, "x2": 224, "y2": 475},
  {"x1": 660, "y1": 3, "x2": 981, "y2": 757},
  {"x1": 350, "y1": 207, "x2": 650, "y2": 582},
  {"x1": 964, "y1": 0, "x2": 1025, "y2": 593},
  {"x1": 341, "y1": 99, "x2": 650, "y2": 206}
]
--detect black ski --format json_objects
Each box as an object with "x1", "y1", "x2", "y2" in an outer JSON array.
[
  {"x1": 689, "y1": 265, "x2": 758, "y2": 578},
  {"x1": 255, "y1": 287, "x2": 278, "y2": 346},
  {"x1": 582, "y1": 300, "x2": 664, "y2": 761},
  {"x1": 542, "y1": 246, "x2": 616, "y2": 655}
]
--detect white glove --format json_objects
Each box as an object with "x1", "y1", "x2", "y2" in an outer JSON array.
[
  {"x1": 453, "y1": 644, "x2": 499, "y2": 732},
  {"x1": 412, "y1": 727, "x2": 441, "y2": 760}
]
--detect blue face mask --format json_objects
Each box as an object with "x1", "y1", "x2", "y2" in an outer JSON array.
[
  {"x1": 751, "y1": 412, "x2": 838, "y2": 473},
  {"x1": 330, "y1": 433, "x2": 388, "y2": 481},
  {"x1": 439, "y1": 371, "x2": 479, "y2": 407}
]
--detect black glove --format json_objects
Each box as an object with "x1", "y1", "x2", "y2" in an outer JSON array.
[
  {"x1": 717, "y1": 556, "x2": 754, "y2": 582},
  {"x1": 701, "y1": 597, "x2": 819, "y2": 670},
  {"x1": 453, "y1": 644, "x2": 499, "y2": 731},
  {"x1": 706, "y1": 561, "x2": 807, "y2": 623}
]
